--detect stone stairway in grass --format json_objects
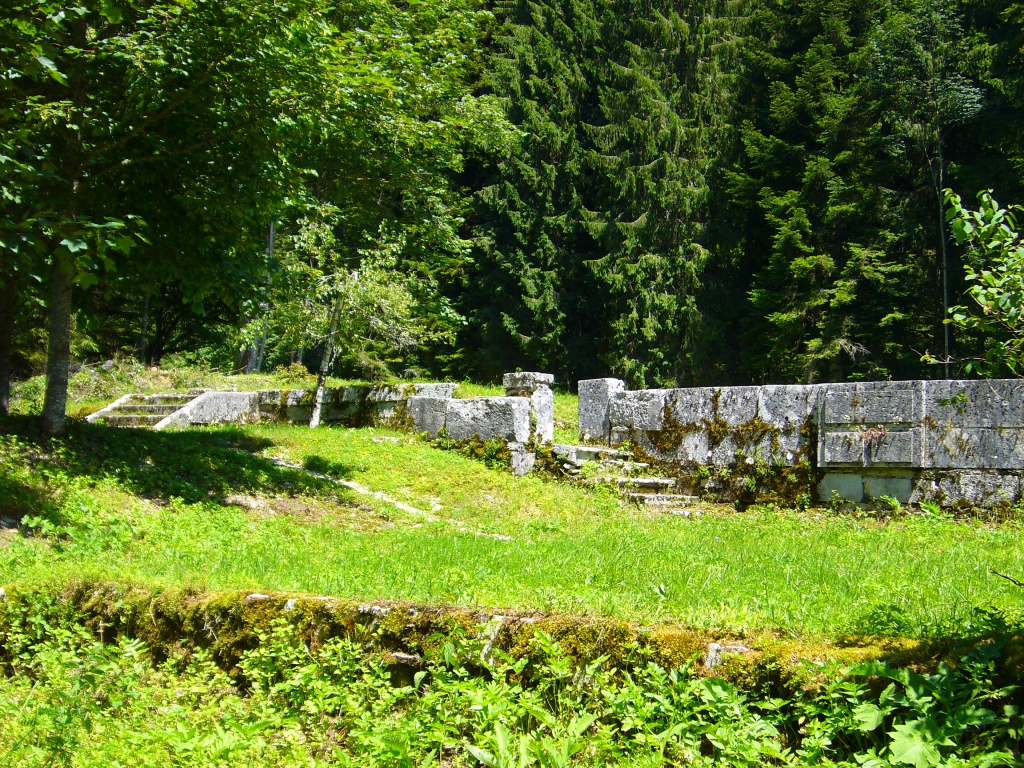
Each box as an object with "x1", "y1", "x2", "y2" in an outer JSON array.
[
  {"x1": 553, "y1": 444, "x2": 698, "y2": 515},
  {"x1": 87, "y1": 392, "x2": 201, "y2": 428}
]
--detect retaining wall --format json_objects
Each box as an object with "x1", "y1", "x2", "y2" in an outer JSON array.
[
  {"x1": 580, "y1": 378, "x2": 1024, "y2": 507},
  {"x1": 257, "y1": 383, "x2": 457, "y2": 426}
]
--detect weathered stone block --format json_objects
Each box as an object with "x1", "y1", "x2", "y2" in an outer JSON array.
[
  {"x1": 339, "y1": 386, "x2": 371, "y2": 403},
  {"x1": 366, "y1": 384, "x2": 412, "y2": 403},
  {"x1": 578, "y1": 378, "x2": 625, "y2": 441},
  {"x1": 818, "y1": 473, "x2": 864, "y2": 503},
  {"x1": 925, "y1": 427, "x2": 1024, "y2": 469},
  {"x1": 917, "y1": 471, "x2": 1022, "y2": 506},
  {"x1": 407, "y1": 396, "x2": 448, "y2": 437},
  {"x1": 503, "y1": 372, "x2": 554, "y2": 392},
  {"x1": 822, "y1": 383, "x2": 922, "y2": 425},
  {"x1": 758, "y1": 385, "x2": 821, "y2": 429},
  {"x1": 678, "y1": 431, "x2": 712, "y2": 463},
  {"x1": 820, "y1": 428, "x2": 919, "y2": 467},
  {"x1": 530, "y1": 387, "x2": 554, "y2": 443},
  {"x1": 609, "y1": 390, "x2": 668, "y2": 433},
  {"x1": 155, "y1": 391, "x2": 259, "y2": 430},
  {"x1": 867, "y1": 429, "x2": 919, "y2": 466},
  {"x1": 508, "y1": 442, "x2": 536, "y2": 476},
  {"x1": 925, "y1": 379, "x2": 1024, "y2": 428},
  {"x1": 663, "y1": 386, "x2": 758, "y2": 426},
  {"x1": 444, "y1": 397, "x2": 531, "y2": 443},
  {"x1": 863, "y1": 474, "x2": 913, "y2": 503},
  {"x1": 820, "y1": 431, "x2": 866, "y2": 465},
  {"x1": 413, "y1": 383, "x2": 457, "y2": 399}
]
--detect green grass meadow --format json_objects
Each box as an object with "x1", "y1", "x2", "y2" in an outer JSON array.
[{"x1": 2, "y1": 417, "x2": 1022, "y2": 638}]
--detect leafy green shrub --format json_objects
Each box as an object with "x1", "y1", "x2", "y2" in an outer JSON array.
[{"x1": 0, "y1": 604, "x2": 1020, "y2": 767}]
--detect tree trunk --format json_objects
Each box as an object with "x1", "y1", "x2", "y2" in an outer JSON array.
[
  {"x1": 255, "y1": 314, "x2": 269, "y2": 373},
  {"x1": 42, "y1": 14, "x2": 87, "y2": 436},
  {"x1": 244, "y1": 343, "x2": 259, "y2": 373},
  {"x1": 0, "y1": 269, "x2": 14, "y2": 416},
  {"x1": 310, "y1": 296, "x2": 343, "y2": 428},
  {"x1": 253, "y1": 222, "x2": 275, "y2": 375},
  {"x1": 41, "y1": 260, "x2": 74, "y2": 436}
]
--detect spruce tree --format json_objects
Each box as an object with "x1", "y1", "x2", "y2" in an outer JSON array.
[{"x1": 467, "y1": 0, "x2": 737, "y2": 387}]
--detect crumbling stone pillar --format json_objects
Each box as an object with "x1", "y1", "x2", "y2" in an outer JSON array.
[{"x1": 503, "y1": 372, "x2": 555, "y2": 444}]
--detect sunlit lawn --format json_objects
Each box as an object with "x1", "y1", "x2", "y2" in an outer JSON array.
[{"x1": 3, "y1": 417, "x2": 1022, "y2": 638}]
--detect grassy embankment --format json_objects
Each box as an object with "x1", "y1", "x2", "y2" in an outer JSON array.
[
  {"x1": 2, "y1": 414, "x2": 1022, "y2": 637},
  {"x1": 2, "y1": 368, "x2": 1023, "y2": 765}
]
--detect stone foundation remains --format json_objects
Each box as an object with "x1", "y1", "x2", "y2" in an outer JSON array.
[
  {"x1": 257, "y1": 383, "x2": 457, "y2": 426},
  {"x1": 579, "y1": 377, "x2": 1024, "y2": 508},
  {"x1": 406, "y1": 372, "x2": 555, "y2": 475},
  {"x1": 93, "y1": 374, "x2": 556, "y2": 477}
]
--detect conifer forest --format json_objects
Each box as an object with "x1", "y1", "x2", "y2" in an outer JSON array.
[{"x1": 5, "y1": 0, "x2": 1024, "y2": 414}]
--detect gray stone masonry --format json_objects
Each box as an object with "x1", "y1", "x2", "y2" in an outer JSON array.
[
  {"x1": 155, "y1": 391, "x2": 260, "y2": 430},
  {"x1": 590, "y1": 378, "x2": 1024, "y2": 507},
  {"x1": 444, "y1": 397, "x2": 532, "y2": 443},
  {"x1": 258, "y1": 382, "x2": 457, "y2": 424},
  {"x1": 578, "y1": 378, "x2": 626, "y2": 443},
  {"x1": 407, "y1": 396, "x2": 448, "y2": 438},
  {"x1": 503, "y1": 371, "x2": 554, "y2": 444}
]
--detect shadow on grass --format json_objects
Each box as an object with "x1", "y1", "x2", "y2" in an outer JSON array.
[
  {"x1": 0, "y1": 474, "x2": 52, "y2": 522},
  {"x1": 0, "y1": 415, "x2": 358, "y2": 507},
  {"x1": 302, "y1": 454, "x2": 355, "y2": 480}
]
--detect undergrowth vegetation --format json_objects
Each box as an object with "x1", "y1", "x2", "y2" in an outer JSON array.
[{"x1": 0, "y1": 599, "x2": 1020, "y2": 767}]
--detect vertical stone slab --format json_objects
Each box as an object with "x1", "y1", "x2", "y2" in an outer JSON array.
[
  {"x1": 503, "y1": 372, "x2": 555, "y2": 444},
  {"x1": 530, "y1": 388, "x2": 555, "y2": 443},
  {"x1": 578, "y1": 378, "x2": 625, "y2": 442}
]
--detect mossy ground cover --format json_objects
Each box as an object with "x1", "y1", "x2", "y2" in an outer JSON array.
[{"x1": 1, "y1": 581, "x2": 1021, "y2": 767}]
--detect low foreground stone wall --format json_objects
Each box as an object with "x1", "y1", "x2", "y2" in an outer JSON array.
[{"x1": 580, "y1": 377, "x2": 1024, "y2": 507}]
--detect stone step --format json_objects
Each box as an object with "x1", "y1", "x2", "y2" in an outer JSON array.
[
  {"x1": 141, "y1": 393, "x2": 195, "y2": 406},
  {"x1": 553, "y1": 444, "x2": 620, "y2": 465},
  {"x1": 113, "y1": 404, "x2": 181, "y2": 416},
  {"x1": 599, "y1": 459, "x2": 650, "y2": 471},
  {"x1": 102, "y1": 414, "x2": 166, "y2": 428},
  {"x1": 591, "y1": 476, "x2": 677, "y2": 490},
  {"x1": 627, "y1": 492, "x2": 698, "y2": 507},
  {"x1": 617, "y1": 477, "x2": 677, "y2": 490}
]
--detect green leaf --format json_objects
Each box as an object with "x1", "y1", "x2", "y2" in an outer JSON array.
[
  {"x1": 887, "y1": 720, "x2": 947, "y2": 768},
  {"x1": 465, "y1": 744, "x2": 496, "y2": 766},
  {"x1": 853, "y1": 702, "x2": 885, "y2": 732},
  {"x1": 60, "y1": 238, "x2": 88, "y2": 253},
  {"x1": 35, "y1": 54, "x2": 67, "y2": 85}
]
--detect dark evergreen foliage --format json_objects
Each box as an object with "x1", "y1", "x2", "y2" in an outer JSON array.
[{"x1": 462, "y1": 0, "x2": 1024, "y2": 387}]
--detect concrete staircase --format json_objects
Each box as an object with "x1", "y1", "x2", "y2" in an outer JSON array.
[
  {"x1": 91, "y1": 393, "x2": 199, "y2": 428},
  {"x1": 553, "y1": 443, "x2": 697, "y2": 515}
]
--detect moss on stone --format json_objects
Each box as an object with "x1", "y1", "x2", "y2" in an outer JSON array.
[{"x1": 3, "y1": 580, "x2": 1021, "y2": 699}]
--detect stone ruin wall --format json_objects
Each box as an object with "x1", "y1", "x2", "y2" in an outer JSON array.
[
  {"x1": 579, "y1": 377, "x2": 1024, "y2": 508},
  {"x1": 258, "y1": 373, "x2": 555, "y2": 475}
]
